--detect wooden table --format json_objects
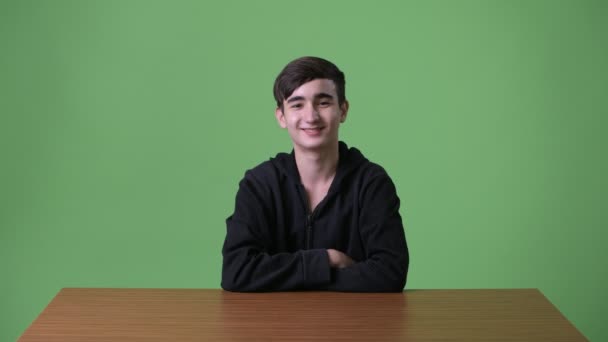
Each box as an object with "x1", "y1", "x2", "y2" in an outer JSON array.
[{"x1": 19, "y1": 288, "x2": 587, "y2": 341}]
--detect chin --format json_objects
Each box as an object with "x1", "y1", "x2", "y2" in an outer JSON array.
[{"x1": 293, "y1": 138, "x2": 336, "y2": 152}]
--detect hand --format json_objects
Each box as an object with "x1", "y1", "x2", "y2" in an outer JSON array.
[{"x1": 327, "y1": 249, "x2": 355, "y2": 269}]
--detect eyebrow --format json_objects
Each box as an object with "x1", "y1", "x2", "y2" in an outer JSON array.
[{"x1": 286, "y1": 93, "x2": 335, "y2": 103}]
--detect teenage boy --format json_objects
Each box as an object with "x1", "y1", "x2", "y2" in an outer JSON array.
[{"x1": 221, "y1": 56, "x2": 409, "y2": 292}]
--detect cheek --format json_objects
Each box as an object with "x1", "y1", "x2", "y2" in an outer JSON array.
[{"x1": 286, "y1": 116, "x2": 300, "y2": 127}]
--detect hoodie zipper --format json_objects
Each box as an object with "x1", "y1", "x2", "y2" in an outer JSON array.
[
  {"x1": 296, "y1": 171, "x2": 343, "y2": 250},
  {"x1": 301, "y1": 186, "x2": 338, "y2": 250},
  {"x1": 296, "y1": 183, "x2": 314, "y2": 250},
  {"x1": 306, "y1": 214, "x2": 313, "y2": 250}
]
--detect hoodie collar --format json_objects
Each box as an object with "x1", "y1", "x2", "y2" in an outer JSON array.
[{"x1": 273, "y1": 141, "x2": 367, "y2": 191}]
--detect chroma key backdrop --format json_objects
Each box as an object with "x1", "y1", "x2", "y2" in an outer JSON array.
[{"x1": 1, "y1": 1, "x2": 606, "y2": 341}]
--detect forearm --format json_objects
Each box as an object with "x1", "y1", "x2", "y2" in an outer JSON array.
[
  {"x1": 323, "y1": 253, "x2": 409, "y2": 292},
  {"x1": 221, "y1": 246, "x2": 331, "y2": 292}
]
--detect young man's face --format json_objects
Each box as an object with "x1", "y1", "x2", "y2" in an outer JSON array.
[{"x1": 275, "y1": 78, "x2": 348, "y2": 153}]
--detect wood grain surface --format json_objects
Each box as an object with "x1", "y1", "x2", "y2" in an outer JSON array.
[{"x1": 19, "y1": 288, "x2": 587, "y2": 341}]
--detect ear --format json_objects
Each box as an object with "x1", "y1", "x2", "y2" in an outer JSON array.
[
  {"x1": 275, "y1": 107, "x2": 287, "y2": 128},
  {"x1": 339, "y1": 100, "x2": 349, "y2": 123}
]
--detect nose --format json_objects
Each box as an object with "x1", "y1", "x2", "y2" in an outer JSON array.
[{"x1": 303, "y1": 103, "x2": 320, "y2": 122}]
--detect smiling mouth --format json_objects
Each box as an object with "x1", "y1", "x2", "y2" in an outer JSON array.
[{"x1": 301, "y1": 127, "x2": 324, "y2": 136}]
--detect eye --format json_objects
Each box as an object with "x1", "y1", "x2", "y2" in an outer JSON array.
[
  {"x1": 290, "y1": 103, "x2": 303, "y2": 109},
  {"x1": 319, "y1": 101, "x2": 331, "y2": 107}
]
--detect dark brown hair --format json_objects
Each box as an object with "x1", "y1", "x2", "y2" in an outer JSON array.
[{"x1": 273, "y1": 56, "x2": 346, "y2": 109}]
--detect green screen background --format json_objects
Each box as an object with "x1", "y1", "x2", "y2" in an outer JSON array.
[{"x1": 1, "y1": 1, "x2": 606, "y2": 340}]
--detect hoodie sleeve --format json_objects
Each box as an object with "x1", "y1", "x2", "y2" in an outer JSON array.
[
  {"x1": 323, "y1": 170, "x2": 409, "y2": 292},
  {"x1": 221, "y1": 171, "x2": 331, "y2": 292}
]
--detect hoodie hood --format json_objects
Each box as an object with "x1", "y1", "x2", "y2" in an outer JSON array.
[{"x1": 271, "y1": 141, "x2": 368, "y2": 193}]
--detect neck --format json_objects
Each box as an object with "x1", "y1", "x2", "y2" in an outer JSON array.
[{"x1": 294, "y1": 143, "x2": 339, "y2": 187}]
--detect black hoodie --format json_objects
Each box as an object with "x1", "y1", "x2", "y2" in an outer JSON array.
[{"x1": 221, "y1": 141, "x2": 409, "y2": 292}]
